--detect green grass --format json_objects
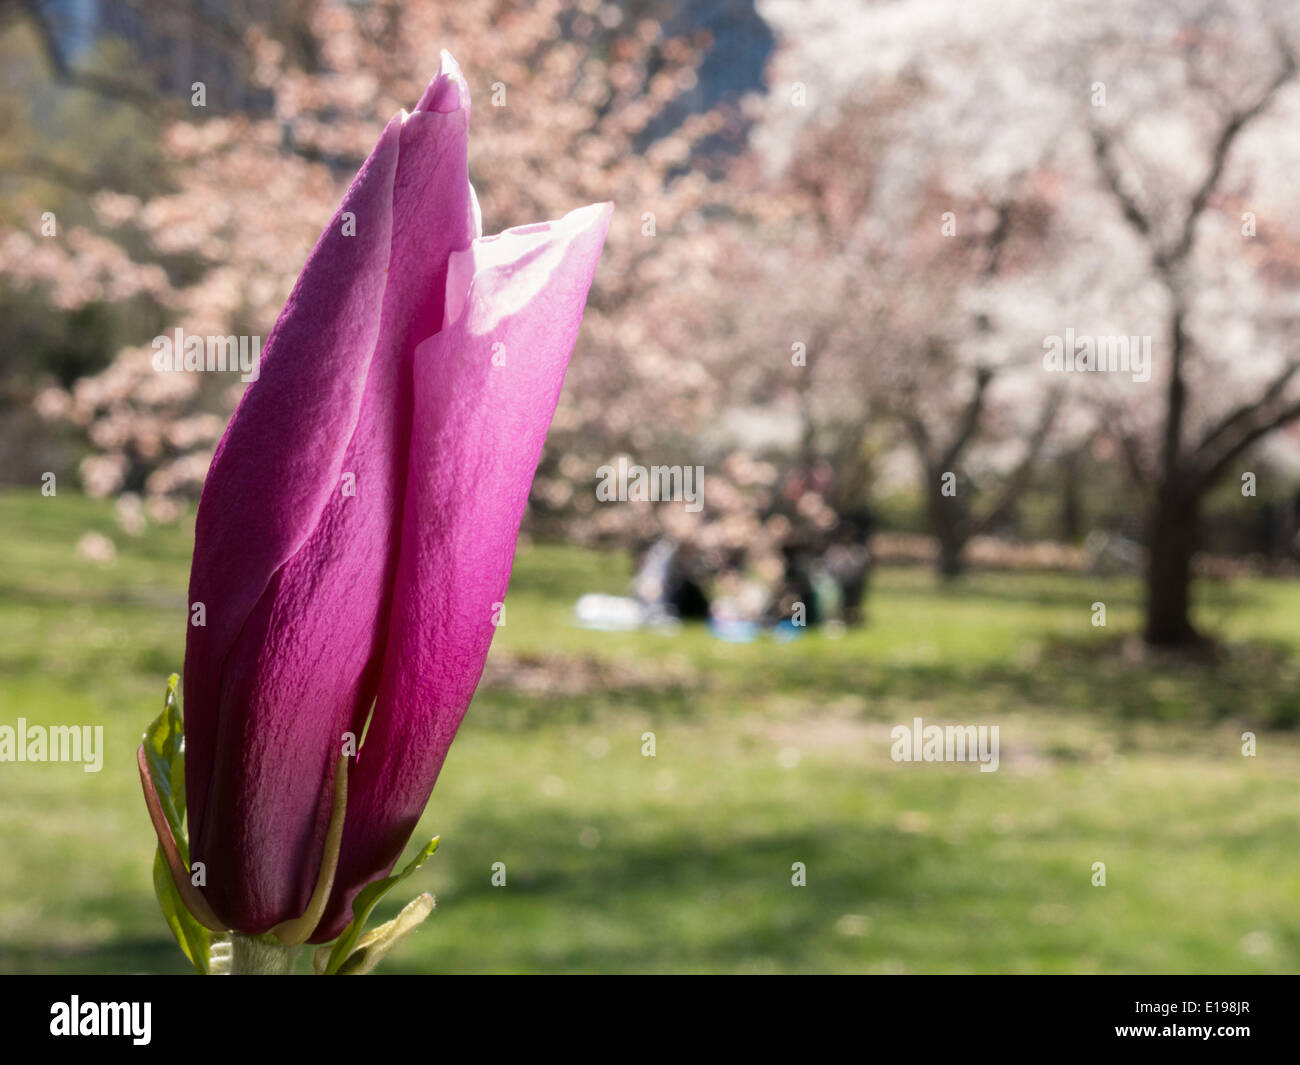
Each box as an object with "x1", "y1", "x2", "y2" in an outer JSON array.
[{"x1": 0, "y1": 487, "x2": 1297, "y2": 973}]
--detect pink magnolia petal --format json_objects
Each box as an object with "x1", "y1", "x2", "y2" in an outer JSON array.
[
  {"x1": 314, "y1": 203, "x2": 613, "y2": 940},
  {"x1": 185, "y1": 69, "x2": 475, "y2": 932},
  {"x1": 184, "y1": 116, "x2": 399, "y2": 851}
]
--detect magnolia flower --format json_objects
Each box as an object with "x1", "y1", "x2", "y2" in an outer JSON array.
[{"x1": 144, "y1": 53, "x2": 610, "y2": 947}]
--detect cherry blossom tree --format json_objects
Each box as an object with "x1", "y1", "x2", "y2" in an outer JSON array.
[
  {"x1": 1077, "y1": 9, "x2": 1300, "y2": 644},
  {"x1": 2, "y1": 0, "x2": 734, "y2": 515},
  {"x1": 752, "y1": 0, "x2": 1300, "y2": 629}
]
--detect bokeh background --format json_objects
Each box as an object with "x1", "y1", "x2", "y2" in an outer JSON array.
[{"x1": 1, "y1": 0, "x2": 1299, "y2": 973}]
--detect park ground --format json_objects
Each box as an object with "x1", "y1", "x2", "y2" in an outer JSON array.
[{"x1": 0, "y1": 488, "x2": 1297, "y2": 973}]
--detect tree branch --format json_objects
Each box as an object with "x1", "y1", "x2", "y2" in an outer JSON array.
[
  {"x1": 1198, "y1": 394, "x2": 1300, "y2": 489},
  {"x1": 937, "y1": 363, "x2": 995, "y2": 472},
  {"x1": 1196, "y1": 359, "x2": 1300, "y2": 459},
  {"x1": 1113, "y1": 423, "x2": 1152, "y2": 489},
  {"x1": 1089, "y1": 128, "x2": 1156, "y2": 245},
  {"x1": 969, "y1": 386, "x2": 1064, "y2": 536},
  {"x1": 1089, "y1": 37, "x2": 1295, "y2": 270},
  {"x1": 1172, "y1": 41, "x2": 1297, "y2": 262}
]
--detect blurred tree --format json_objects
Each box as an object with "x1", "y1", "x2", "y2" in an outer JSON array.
[
  {"x1": 1083, "y1": 21, "x2": 1300, "y2": 644},
  {"x1": 0, "y1": 0, "x2": 740, "y2": 513},
  {"x1": 712, "y1": 49, "x2": 1079, "y2": 579},
  {"x1": 6, "y1": 0, "x2": 1300, "y2": 650},
  {"x1": 748, "y1": 0, "x2": 1300, "y2": 629}
]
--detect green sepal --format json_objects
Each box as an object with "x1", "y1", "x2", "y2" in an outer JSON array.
[
  {"x1": 322, "y1": 837, "x2": 439, "y2": 975},
  {"x1": 153, "y1": 847, "x2": 210, "y2": 974},
  {"x1": 141, "y1": 673, "x2": 189, "y2": 866},
  {"x1": 334, "y1": 893, "x2": 435, "y2": 975},
  {"x1": 143, "y1": 674, "x2": 207, "y2": 970}
]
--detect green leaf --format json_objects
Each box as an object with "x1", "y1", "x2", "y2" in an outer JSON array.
[
  {"x1": 141, "y1": 674, "x2": 189, "y2": 866},
  {"x1": 153, "y1": 847, "x2": 210, "y2": 974},
  {"x1": 323, "y1": 837, "x2": 439, "y2": 975}
]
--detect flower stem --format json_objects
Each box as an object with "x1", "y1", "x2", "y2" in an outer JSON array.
[{"x1": 227, "y1": 933, "x2": 300, "y2": 975}]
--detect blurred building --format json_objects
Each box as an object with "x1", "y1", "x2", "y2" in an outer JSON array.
[
  {"x1": 34, "y1": 0, "x2": 774, "y2": 128},
  {"x1": 646, "y1": 0, "x2": 775, "y2": 149},
  {"x1": 36, "y1": 0, "x2": 265, "y2": 111}
]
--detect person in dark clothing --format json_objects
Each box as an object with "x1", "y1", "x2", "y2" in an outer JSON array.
[
  {"x1": 826, "y1": 507, "x2": 874, "y2": 625},
  {"x1": 634, "y1": 538, "x2": 711, "y2": 620}
]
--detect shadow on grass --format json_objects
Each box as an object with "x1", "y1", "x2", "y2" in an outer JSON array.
[
  {"x1": 406, "y1": 812, "x2": 986, "y2": 972},
  {"x1": 0, "y1": 578, "x2": 187, "y2": 612},
  {"x1": 475, "y1": 632, "x2": 1300, "y2": 732},
  {"x1": 389, "y1": 794, "x2": 1285, "y2": 973},
  {"x1": 0, "y1": 937, "x2": 188, "y2": 975},
  {"x1": 901, "y1": 574, "x2": 1145, "y2": 610},
  {"x1": 988, "y1": 634, "x2": 1300, "y2": 729},
  {"x1": 875, "y1": 565, "x2": 1279, "y2": 616}
]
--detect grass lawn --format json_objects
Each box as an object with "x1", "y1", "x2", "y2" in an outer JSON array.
[{"x1": 0, "y1": 487, "x2": 1297, "y2": 973}]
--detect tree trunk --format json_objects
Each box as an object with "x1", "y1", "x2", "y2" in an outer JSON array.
[
  {"x1": 1059, "y1": 451, "x2": 1083, "y2": 542},
  {"x1": 928, "y1": 483, "x2": 967, "y2": 579},
  {"x1": 937, "y1": 534, "x2": 966, "y2": 579},
  {"x1": 1143, "y1": 486, "x2": 1201, "y2": 646}
]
